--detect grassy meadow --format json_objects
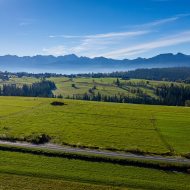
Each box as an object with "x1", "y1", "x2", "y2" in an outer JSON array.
[
  {"x1": 0, "y1": 173, "x2": 119, "y2": 190},
  {"x1": 2, "y1": 75, "x2": 187, "y2": 99},
  {"x1": 0, "y1": 81, "x2": 190, "y2": 190},
  {"x1": 0, "y1": 173, "x2": 122, "y2": 190},
  {"x1": 0, "y1": 96, "x2": 190, "y2": 155},
  {"x1": 50, "y1": 77, "x2": 180, "y2": 98},
  {"x1": 0, "y1": 150, "x2": 190, "y2": 190}
]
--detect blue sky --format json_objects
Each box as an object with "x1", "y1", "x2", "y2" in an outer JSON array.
[{"x1": 0, "y1": 0, "x2": 190, "y2": 59}]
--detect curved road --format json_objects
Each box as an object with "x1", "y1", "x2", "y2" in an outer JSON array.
[{"x1": 0, "y1": 140, "x2": 190, "y2": 164}]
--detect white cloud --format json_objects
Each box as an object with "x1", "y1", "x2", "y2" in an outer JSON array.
[
  {"x1": 101, "y1": 31, "x2": 190, "y2": 58},
  {"x1": 49, "y1": 35, "x2": 81, "y2": 38},
  {"x1": 45, "y1": 30, "x2": 190, "y2": 58},
  {"x1": 130, "y1": 14, "x2": 190, "y2": 29},
  {"x1": 45, "y1": 30, "x2": 150, "y2": 56},
  {"x1": 88, "y1": 31, "x2": 150, "y2": 39},
  {"x1": 72, "y1": 31, "x2": 150, "y2": 53},
  {"x1": 45, "y1": 14, "x2": 190, "y2": 58},
  {"x1": 138, "y1": 17, "x2": 178, "y2": 27},
  {"x1": 50, "y1": 14, "x2": 190, "y2": 39},
  {"x1": 43, "y1": 30, "x2": 190, "y2": 58},
  {"x1": 49, "y1": 30, "x2": 149, "y2": 39}
]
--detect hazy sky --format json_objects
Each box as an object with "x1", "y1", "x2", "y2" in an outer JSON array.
[{"x1": 1, "y1": 0, "x2": 190, "y2": 59}]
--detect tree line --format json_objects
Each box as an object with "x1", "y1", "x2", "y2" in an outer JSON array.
[
  {"x1": 1, "y1": 67, "x2": 190, "y2": 82},
  {"x1": 156, "y1": 84, "x2": 190, "y2": 106},
  {"x1": 0, "y1": 80, "x2": 56, "y2": 97},
  {"x1": 65, "y1": 67, "x2": 190, "y2": 82},
  {"x1": 122, "y1": 67, "x2": 190, "y2": 82},
  {"x1": 68, "y1": 83, "x2": 190, "y2": 106},
  {"x1": 69, "y1": 93, "x2": 160, "y2": 105}
]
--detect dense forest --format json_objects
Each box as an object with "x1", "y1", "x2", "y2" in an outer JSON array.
[
  {"x1": 0, "y1": 80, "x2": 56, "y2": 97},
  {"x1": 74, "y1": 67, "x2": 190, "y2": 82},
  {"x1": 121, "y1": 67, "x2": 190, "y2": 82},
  {"x1": 156, "y1": 84, "x2": 190, "y2": 106}
]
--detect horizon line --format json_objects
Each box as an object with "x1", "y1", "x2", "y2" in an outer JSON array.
[{"x1": 0, "y1": 52, "x2": 188, "y2": 60}]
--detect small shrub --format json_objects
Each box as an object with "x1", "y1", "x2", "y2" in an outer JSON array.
[
  {"x1": 184, "y1": 153, "x2": 190, "y2": 159},
  {"x1": 51, "y1": 101, "x2": 64, "y2": 106},
  {"x1": 26, "y1": 133, "x2": 51, "y2": 144},
  {"x1": 3, "y1": 126, "x2": 10, "y2": 130},
  {"x1": 71, "y1": 84, "x2": 76, "y2": 88},
  {"x1": 88, "y1": 88, "x2": 93, "y2": 93}
]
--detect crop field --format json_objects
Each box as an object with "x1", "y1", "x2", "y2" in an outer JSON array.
[
  {"x1": 0, "y1": 150, "x2": 190, "y2": 190},
  {"x1": 0, "y1": 96, "x2": 190, "y2": 155}
]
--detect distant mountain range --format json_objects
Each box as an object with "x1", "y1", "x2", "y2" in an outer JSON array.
[{"x1": 0, "y1": 53, "x2": 190, "y2": 74}]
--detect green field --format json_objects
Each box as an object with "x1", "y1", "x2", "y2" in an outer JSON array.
[
  {"x1": 0, "y1": 150, "x2": 190, "y2": 190},
  {"x1": 0, "y1": 95, "x2": 190, "y2": 189},
  {"x1": 0, "y1": 173, "x2": 122, "y2": 190},
  {"x1": 0, "y1": 96, "x2": 190, "y2": 155},
  {"x1": 50, "y1": 77, "x2": 185, "y2": 99},
  {"x1": 50, "y1": 77, "x2": 135, "y2": 97},
  {"x1": 2, "y1": 75, "x2": 186, "y2": 99}
]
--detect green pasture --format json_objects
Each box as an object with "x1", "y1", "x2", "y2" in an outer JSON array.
[
  {"x1": 0, "y1": 97, "x2": 189, "y2": 155},
  {"x1": 1, "y1": 76, "x2": 189, "y2": 99},
  {"x1": 0, "y1": 173, "x2": 122, "y2": 190},
  {"x1": 0, "y1": 150, "x2": 190, "y2": 190},
  {"x1": 50, "y1": 77, "x2": 190, "y2": 98}
]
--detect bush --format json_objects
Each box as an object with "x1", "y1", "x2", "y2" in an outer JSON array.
[
  {"x1": 51, "y1": 101, "x2": 64, "y2": 106},
  {"x1": 26, "y1": 133, "x2": 51, "y2": 144},
  {"x1": 71, "y1": 84, "x2": 76, "y2": 88},
  {"x1": 184, "y1": 153, "x2": 190, "y2": 159}
]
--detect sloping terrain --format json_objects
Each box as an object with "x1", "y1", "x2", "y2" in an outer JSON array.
[{"x1": 0, "y1": 97, "x2": 190, "y2": 156}]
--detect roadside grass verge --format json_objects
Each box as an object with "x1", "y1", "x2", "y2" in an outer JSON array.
[
  {"x1": 0, "y1": 144, "x2": 189, "y2": 173},
  {"x1": 0, "y1": 134, "x2": 173, "y2": 156}
]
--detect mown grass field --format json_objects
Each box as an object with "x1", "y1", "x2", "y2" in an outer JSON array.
[
  {"x1": 0, "y1": 96, "x2": 190, "y2": 155},
  {"x1": 0, "y1": 150, "x2": 190, "y2": 190}
]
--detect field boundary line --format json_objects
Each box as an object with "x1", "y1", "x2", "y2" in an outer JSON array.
[{"x1": 150, "y1": 115, "x2": 175, "y2": 154}]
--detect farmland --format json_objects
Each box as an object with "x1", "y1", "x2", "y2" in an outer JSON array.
[
  {"x1": 0, "y1": 150, "x2": 190, "y2": 190},
  {"x1": 0, "y1": 83, "x2": 190, "y2": 189},
  {"x1": 0, "y1": 173, "x2": 121, "y2": 190},
  {"x1": 0, "y1": 96, "x2": 190, "y2": 155},
  {"x1": 1, "y1": 75, "x2": 187, "y2": 99}
]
